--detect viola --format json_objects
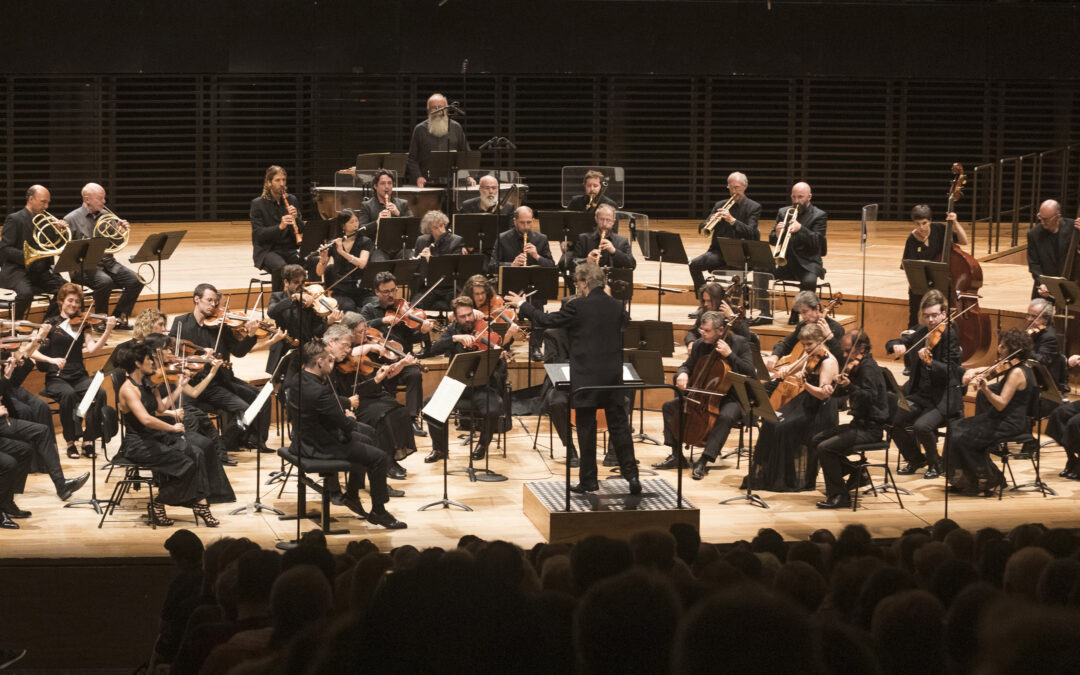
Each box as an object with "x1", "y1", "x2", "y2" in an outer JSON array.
[
  {"x1": 169, "y1": 339, "x2": 232, "y2": 370},
  {"x1": 771, "y1": 293, "x2": 843, "y2": 374},
  {"x1": 204, "y1": 307, "x2": 276, "y2": 338},
  {"x1": 969, "y1": 349, "x2": 1024, "y2": 388},
  {"x1": 769, "y1": 341, "x2": 828, "y2": 410},
  {"x1": 335, "y1": 351, "x2": 382, "y2": 377},
  {"x1": 67, "y1": 312, "x2": 112, "y2": 327},
  {"x1": 385, "y1": 298, "x2": 428, "y2": 330},
  {"x1": 294, "y1": 284, "x2": 340, "y2": 318},
  {"x1": 469, "y1": 319, "x2": 503, "y2": 351}
]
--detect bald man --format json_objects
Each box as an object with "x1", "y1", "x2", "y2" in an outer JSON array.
[
  {"x1": 1027, "y1": 199, "x2": 1079, "y2": 300},
  {"x1": 405, "y1": 93, "x2": 470, "y2": 187},
  {"x1": 769, "y1": 182, "x2": 828, "y2": 322},
  {"x1": 493, "y1": 206, "x2": 555, "y2": 359},
  {"x1": 460, "y1": 175, "x2": 514, "y2": 216},
  {"x1": 0, "y1": 185, "x2": 66, "y2": 319},
  {"x1": 63, "y1": 183, "x2": 142, "y2": 329}
]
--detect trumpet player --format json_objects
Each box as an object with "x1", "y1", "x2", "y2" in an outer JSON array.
[
  {"x1": 770, "y1": 182, "x2": 828, "y2": 324},
  {"x1": 0, "y1": 185, "x2": 67, "y2": 319},
  {"x1": 63, "y1": 183, "x2": 142, "y2": 331},
  {"x1": 357, "y1": 169, "x2": 413, "y2": 261},
  {"x1": 567, "y1": 170, "x2": 617, "y2": 213},
  {"x1": 250, "y1": 165, "x2": 303, "y2": 293},
  {"x1": 688, "y1": 171, "x2": 761, "y2": 297}
]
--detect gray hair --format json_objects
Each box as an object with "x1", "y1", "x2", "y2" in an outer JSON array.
[
  {"x1": 420, "y1": 209, "x2": 450, "y2": 235},
  {"x1": 1029, "y1": 298, "x2": 1054, "y2": 323},
  {"x1": 340, "y1": 311, "x2": 366, "y2": 330},
  {"x1": 574, "y1": 262, "x2": 606, "y2": 291},
  {"x1": 792, "y1": 291, "x2": 820, "y2": 313},
  {"x1": 700, "y1": 310, "x2": 725, "y2": 330},
  {"x1": 322, "y1": 324, "x2": 353, "y2": 343}
]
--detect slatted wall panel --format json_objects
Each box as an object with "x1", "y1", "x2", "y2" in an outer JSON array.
[{"x1": 2, "y1": 74, "x2": 1078, "y2": 224}]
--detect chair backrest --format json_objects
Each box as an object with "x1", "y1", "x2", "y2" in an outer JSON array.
[
  {"x1": 881, "y1": 368, "x2": 910, "y2": 412},
  {"x1": 1022, "y1": 360, "x2": 1054, "y2": 421}
]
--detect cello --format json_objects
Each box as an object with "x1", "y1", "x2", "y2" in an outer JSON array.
[
  {"x1": 680, "y1": 311, "x2": 743, "y2": 448},
  {"x1": 943, "y1": 163, "x2": 992, "y2": 364}
]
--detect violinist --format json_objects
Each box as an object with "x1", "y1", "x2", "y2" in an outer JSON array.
[
  {"x1": 948, "y1": 329, "x2": 1035, "y2": 496},
  {"x1": 323, "y1": 323, "x2": 416, "y2": 478},
  {"x1": 315, "y1": 209, "x2": 376, "y2": 312},
  {"x1": 250, "y1": 165, "x2": 303, "y2": 292},
  {"x1": 343, "y1": 311, "x2": 427, "y2": 437},
  {"x1": 684, "y1": 282, "x2": 758, "y2": 350},
  {"x1": 266, "y1": 265, "x2": 344, "y2": 375},
  {"x1": 901, "y1": 204, "x2": 968, "y2": 328},
  {"x1": 769, "y1": 182, "x2": 828, "y2": 315},
  {"x1": 1027, "y1": 200, "x2": 1078, "y2": 300},
  {"x1": 423, "y1": 296, "x2": 507, "y2": 463},
  {"x1": 688, "y1": 171, "x2": 762, "y2": 296},
  {"x1": 888, "y1": 289, "x2": 963, "y2": 480},
  {"x1": 465, "y1": 274, "x2": 521, "y2": 342},
  {"x1": 567, "y1": 205, "x2": 635, "y2": 276},
  {"x1": 764, "y1": 291, "x2": 844, "y2": 371},
  {"x1": 566, "y1": 170, "x2": 617, "y2": 213},
  {"x1": 655, "y1": 311, "x2": 756, "y2": 480},
  {"x1": 493, "y1": 207, "x2": 554, "y2": 360},
  {"x1": 461, "y1": 174, "x2": 514, "y2": 216},
  {"x1": 1015, "y1": 299, "x2": 1067, "y2": 391},
  {"x1": 357, "y1": 170, "x2": 413, "y2": 261},
  {"x1": 169, "y1": 284, "x2": 272, "y2": 454},
  {"x1": 744, "y1": 322, "x2": 838, "y2": 493},
  {"x1": 811, "y1": 330, "x2": 890, "y2": 509},
  {"x1": 31, "y1": 283, "x2": 114, "y2": 459},
  {"x1": 411, "y1": 210, "x2": 465, "y2": 311},
  {"x1": 361, "y1": 272, "x2": 435, "y2": 354}
]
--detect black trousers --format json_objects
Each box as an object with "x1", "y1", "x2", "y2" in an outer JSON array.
[
  {"x1": 197, "y1": 375, "x2": 270, "y2": 446},
  {"x1": 812, "y1": 424, "x2": 883, "y2": 499},
  {"x1": 689, "y1": 250, "x2": 725, "y2": 294},
  {"x1": 543, "y1": 388, "x2": 573, "y2": 451},
  {"x1": 576, "y1": 393, "x2": 637, "y2": 485},
  {"x1": 662, "y1": 396, "x2": 742, "y2": 461},
  {"x1": 0, "y1": 437, "x2": 32, "y2": 507},
  {"x1": 70, "y1": 258, "x2": 142, "y2": 319},
  {"x1": 1046, "y1": 399, "x2": 1080, "y2": 465},
  {"x1": 0, "y1": 417, "x2": 61, "y2": 494},
  {"x1": 906, "y1": 290, "x2": 921, "y2": 329},
  {"x1": 319, "y1": 431, "x2": 390, "y2": 506},
  {"x1": 259, "y1": 249, "x2": 301, "y2": 292},
  {"x1": 426, "y1": 385, "x2": 503, "y2": 455},
  {"x1": 1, "y1": 264, "x2": 64, "y2": 319},
  {"x1": 387, "y1": 365, "x2": 423, "y2": 418},
  {"x1": 892, "y1": 401, "x2": 946, "y2": 467},
  {"x1": 10, "y1": 386, "x2": 64, "y2": 487},
  {"x1": 773, "y1": 262, "x2": 818, "y2": 292},
  {"x1": 42, "y1": 373, "x2": 106, "y2": 444}
]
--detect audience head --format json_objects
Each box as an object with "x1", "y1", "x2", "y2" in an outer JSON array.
[{"x1": 571, "y1": 536, "x2": 633, "y2": 594}]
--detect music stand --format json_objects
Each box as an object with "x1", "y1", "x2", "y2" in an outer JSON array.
[
  {"x1": 355, "y1": 152, "x2": 408, "y2": 179},
  {"x1": 362, "y1": 259, "x2": 420, "y2": 296},
  {"x1": 443, "y1": 350, "x2": 506, "y2": 483},
  {"x1": 429, "y1": 150, "x2": 481, "y2": 216},
  {"x1": 903, "y1": 259, "x2": 953, "y2": 298},
  {"x1": 539, "y1": 211, "x2": 594, "y2": 283},
  {"x1": 129, "y1": 230, "x2": 187, "y2": 310},
  {"x1": 720, "y1": 372, "x2": 775, "y2": 509},
  {"x1": 1039, "y1": 275, "x2": 1080, "y2": 343},
  {"x1": 298, "y1": 219, "x2": 334, "y2": 261},
  {"x1": 68, "y1": 371, "x2": 107, "y2": 514},
  {"x1": 426, "y1": 254, "x2": 486, "y2": 300},
  {"x1": 624, "y1": 348, "x2": 665, "y2": 447},
  {"x1": 606, "y1": 268, "x2": 634, "y2": 304},
  {"x1": 418, "y1": 375, "x2": 472, "y2": 511},
  {"x1": 55, "y1": 238, "x2": 110, "y2": 296},
  {"x1": 636, "y1": 230, "x2": 689, "y2": 321},
  {"x1": 623, "y1": 320, "x2": 675, "y2": 357},
  {"x1": 375, "y1": 216, "x2": 421, "y2": 257},
  {"x1": 498, "y1": 266, "x2": 559, "y2": 301},
  {"x1": 453, "y1": 214, "x2": 504, "y2": 257},
  {"x1": 716, "y1": 239, "x2": 775, "y2": 319}
]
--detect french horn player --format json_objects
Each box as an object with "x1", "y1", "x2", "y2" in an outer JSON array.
[{"x1": 0, "y1": 185, "x2": 68, "y2": 319}]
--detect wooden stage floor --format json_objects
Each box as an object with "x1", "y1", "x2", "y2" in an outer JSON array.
[{"x1": 1, "y1": 218, "x2": 1065, "y2": 560}]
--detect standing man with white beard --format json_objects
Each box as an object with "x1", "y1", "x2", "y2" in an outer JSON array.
[
  {"x1": 405, "y1": 93, "x2": 471, "y2": 187},
  {"x1": 460, "y1": 174, "x2": 514, "y2": 216}
]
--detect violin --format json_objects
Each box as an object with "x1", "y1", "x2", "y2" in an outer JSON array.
[
  {"x1": 170, "y1": 338, "x2": 232, "y2": 370},
  {"x1": 203, "y1": 307, "x2": 277, "y2": 338},
  {"x1": 771, "y1": 293, "x2": 843, "y2": 374},
  {"x1": 335, "y1": 351, "x2": 382, "y2": 377},
  {"x1": 968, "y1": 349, "x2": 1024, "y2": 389},
  {"x1": 0, "y1": 319, "x2": 47, "y2": 334},
  {"x1": 469, "y1": 318, "x2": 503, "y2": 351},
  {"x1": 769, "y1": 340, "x2": 828, "y2": 410},
  {"x1": 385, "y1": 298, "x2": 428, "y2": 330},
  {"x1": 294, "y1": 284, "x2": 340, "y2": 318},
  {"x1": 358, "y1": 327, "x2": 431, "y2": 373},
  {"x1": 67, "y1": 312, "x2": 112, "y2": 327}
]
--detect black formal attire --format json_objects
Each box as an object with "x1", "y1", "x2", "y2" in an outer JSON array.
[
  {"x1": 567, "y1": 194, "x2": 617, "y2": 213},
  {"x1": 769, "y1": 203, "x2": 828, "y2": 292},
  {"x1": 0, "y1": 430, "x2": 31, "y2": 517},
  {"x1": 684, "y1": 313, "x2": 758, "y2": 350},
  {"x1": 169, "y1": 313, "x2": 270, "y2": 449},
  {"x1": 1031, "y1": 325, "x2": 1068, "y2": 392},
  {"x1": 493, "y1": 228, "x2": 556, "y2": 353},
  {"x1": 173, "y1": 397, "x2": 235, "y2": 504},
  {"x1": 331, "y1": 362, "x2": 416, "y2": 462},
  {"x1": 1026, "y1": 221, "x2": 1075, "y2": 299},
  {"x1": 517, "y1": 287, "x2": 637, "y2": 486},
  {"x1": 891, "y1": 324, "x2": 964, "y2": 470},
  {"x1": 284, "y1": 370, "x2": 391, "y2": 506},
  {"x1": 6, "y1": 357, "x2": 69, "y2": 492},
  {"x1": 538, "y1": 325, "x2": 574, "y2": 454},
  {"x1": 949, "y1": 365, "x2": 1035, "y2": 493},
  {"x1": 359, "y1": 300, "x2": 426, "y2": 420},
  {"x1": 424, "y1": 323, "x2": 506, "y2": 458},
  {"x1": 689, "y1": 197, "x2": 762, "y2": 292},
  {"x1": 460, "y1": 197, "x2": 514, "y2": 217},
  {"x1": 356, "y1": 196, "x2": 413, "y2": 261},
  {"x1": 405, "y1": 118, "x2": 470, "y2": 186},
  {"x1": 1047, "y1": 396, "x2": 1080, "y2": 475},
  {"x1": 0, "y1": 372, "x2": 53, "y2": 499},
  {"x1": 0, "y1": 207, "x2": 64, "y2": 319},
  {"x1": 412, "y1": 231, "x2": 466, "y2": 311},
  {"x1": 37, "y1": 321, "x2": 107, "y2": 445},
  {"x1": 663, "y1": 334, "x2": 755, "y2": 463},
  {"x1": 62, "y1": 205, "x2": 142, "y2": 319},
  {"x1": 771, "y1": 317, "x2": 845, "y2": 366},
  {"x1": 265, "y1": 291, "x2": 332, "y2": 376},
  {"x1": 250, "y1": 194, "x2": 302, "y2": 292},
  {"x1": 569, "y1": 230, "x2": 635, "y2": 276},
  {"x1": 901, "y1": 222, "x2": 956, "y2": 327},
  {"x1": 812, "y1": 355, "x2": 891, "y2": 501},
  {"x1": 319, "y1": 236, "x2": 376, "y2": 312}
]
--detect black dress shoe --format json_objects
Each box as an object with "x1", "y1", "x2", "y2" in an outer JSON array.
[
  {"x1": 924, "y1": 464, "x2": 941, "y2": 480},
  {"x1": 691, "y1": 458, "x2": 708, "y2": 480},
  {"x1": 412, "y1": 420, "x2": 428, "y2": 437},
  {"x1": 652, "y1": 454, "x2": 688, "y2": 470},
  {"x1": 341, "y1": 495, "x2": 368, "y2": 518},
  {"x1": 816, "y1": 494, "x2": 851, "y2": 509},
  {"x1": 530, "y1": 349, "x2": 544, "y2": 362},
  {"x1": 424, "y1": 450, "x2": 446, "y2": 463},
  {"x1": 747, "y1": 316, "x2": 773, "y2": 327},
  {"x1": 386, "y1": 487, "x2": 405, "y2": 498},
  {"x1": 569, "y1": 455, "x2": 580, "y2": 468},
  {"x1": 603, "y1": 453, "x2": 619, "y2": 467},
  {"x1": 897, "y1": 460, "x2": 926, "y2": 475},
  {"x1": 569, "y1": 481, "x2": 600, "y2": 493},
  {"x1": 387, "y1": 463, "x2": 407, "y2": 480},
  {"x1": 0, "y1": 512, "x2": 18, "y2": 530},
  {"x1": 2, "y1": 502, "x2": 31, "y2": 519},
  {"x1": 627, "y1": 477, "x2": 642, "y2": 495},
  {"x1": 329, "y1": 491, "x2": 345, "y2": 506},
  {"x1": 56, "y1": 472, "x2": 90, "y2": 501},
  {"x1": 114, "y1": 319, "x2": 133, "y2": 331},
  {"x1": 471, "y1": 445, "x2": 487, "y2": 461},
  {"x1": 368, "y1": 509, "x2": 407, "y2": 529},
  {"x1": 688, "y1": 311, "x2": 699, "y2": 319},
  {"x1": 256, "y1": 442, "x2": 275, "y2": 454}
]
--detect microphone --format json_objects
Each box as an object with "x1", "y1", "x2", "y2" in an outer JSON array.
[
  {"x1": 498, "y1": 137, "x2": 517, "y2": 150},
  {"x1": 448, "y1": 101, "x2": 466, "y2": 116}
]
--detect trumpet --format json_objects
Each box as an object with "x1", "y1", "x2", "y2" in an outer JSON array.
[
  {"x1": 772, "y1": 205, "x2": 799, "y2": 267},
  {"x1": 701, "y1": 194, "x2": 737, "y2": 237},
  {"x1": 93, "y1": 206, "x2": 130, "y2": 254},
  {"x1": 24, "y1": 212, "x2": 71, "y2": 265}
]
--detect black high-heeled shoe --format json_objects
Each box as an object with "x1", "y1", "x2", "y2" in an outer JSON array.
[
  {"x1": 66, "y1": 444, "x2": 80, "y2": 459},
  {"x1": 147, "y1": 502, "x2": 173, "y2": 527},
  {"x1": 81, "y1": 443, "x2": 96, "y2": 459},
  {"x1": 192, "y1": 503, "x2": 220, "y2": 527}
]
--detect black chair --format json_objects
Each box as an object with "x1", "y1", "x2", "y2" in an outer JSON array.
[
  {"x1": 246, "y1": 272, "x2": 272, "y2": 318},
  {"x1": 989, "y1": 361, "x2": 1058, "y2": 499},
  {"x1": 99, "y1": 369, "x2": 160, "y2": 528},
  {"x1": 847, "y1": 424, "x2": 908, "y2": 511}
]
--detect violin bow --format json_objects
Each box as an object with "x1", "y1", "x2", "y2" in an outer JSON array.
[
  {"x1": 211, "y1": 294, "x2": 231, "y2": 359},
  {"x1": 379, "y1": 275, "x2": 446, "y2": 351},
  {"x1": 152, "y1": 349, "x2": 186, "y2": 439},
  {"x1": 61, "y1": 300, "x2": 96, "y2": 364},
  {"x1": 899, "y1": 303, "x2": 978, "y2": 357}
]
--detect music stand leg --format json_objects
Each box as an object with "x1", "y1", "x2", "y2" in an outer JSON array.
[
  {"x1": 419, "y1": 436, "x2": 472, "y2": 511},
  {"x1": 632, "y1": 391, "x2": 661, "y2": 445},
  {"x1": 719, "y1": 418, "x2": 769, "y2": 509},
  {"x1": 64, "y1": 438, "x2": 105, "y2": 515},
  {"x1": 156, "y1": 251, "x2": 164, "y2": 311},
  {"x1": 231, "y1": 435, "x2": 285, "y2": 516}
]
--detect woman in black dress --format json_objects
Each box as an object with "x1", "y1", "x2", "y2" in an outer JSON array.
[
  {"x1": 114, "y1": 341, "x2": 220, "y2": 527},
  {"x1": 950, "y1": 328, "x2": 1036, "y2": 496},
  {"x1": 746, "y1": 321, "x2": 839, "y2": 492},
  {"x1": 32, "y1": 283, "x2": 114, "y2": 459},
  {"x1": 314, "y1": 209, "x2": 375, "y2": 312}
]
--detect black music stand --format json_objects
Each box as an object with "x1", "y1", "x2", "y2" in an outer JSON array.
[
  {"x1": 623, "y1": 320, "x2": 675, "y2": 358},
  {"x1": 720, "y1": 373, "x2": 775, "y2": 509},
  {"x1": 624, "y1": 348, "x2": 665, "y2": 447},
  {"x1": 498, "y1": 266, "x2": 559, "y2": 301},
  {"x1": 299, "y1": 219, "x2": 334, "y2": 261},
  {"x1": 538, "y1": 211, "x2": 594, "y2": 248},
  {"x1": 903, "y1": 259, "x2": 953, "y2": 297},
  {"x1": 443, "y1": 350, "x2": 506, "y2": 483},
  {"x1": 129, "y1": 230, "x2": 187, "y2": 310},
  {"x1": 376, "y1": 216, "x2": 421, "y2": 258},
  {"x1": 426, "y1": 254, "x2": 487, "y2": 300},
  {"x1": 362, "y1": 259, "x2": 420, "y2": 296},
  {"x1": 355, "y1": 152, "x2": 408, "y2": 179},
  {"x1": 716, "y1": 239, "x2": 774, "y2": 317},
  {"x1": 636, "y1": 230, "x2": 689, "y2": 321},
  {"x1": 55, "y1": 237, "x2": 109, "y2": 283},
  {"x1": 453, "y1": 214, "x2": 504, "y2": 257},
  {"x1": 429, "y1": 150, "x2": 481, "y2": 215},
  {"x1": 606, "y1": 268, "x2": 634, "y2": 305},
  {"x1": 1039, "y1": 275, "x2": 1080, "y2": 343}
]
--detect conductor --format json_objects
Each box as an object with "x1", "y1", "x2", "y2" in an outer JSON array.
[{"x1": 507, "y1": 263, "x2": 640, "y2": 494}]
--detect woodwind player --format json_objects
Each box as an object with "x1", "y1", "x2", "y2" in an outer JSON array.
[
  {"x1": 250, "y1": 165, "x2": 302, "y2": 292},
  {"x1": 357, "y1": 169, "x2": 413, "y2": 261},
  {"x1": 493, "y1": 206, "x2": 555, "y2": 360},
  {"x1": 569, "y1": 204, "x2": 635, "y2": 275}
]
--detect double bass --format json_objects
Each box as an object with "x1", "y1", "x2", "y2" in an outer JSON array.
[{"x1": 943, "y1": 163, "x2": 992, "y2": 363}]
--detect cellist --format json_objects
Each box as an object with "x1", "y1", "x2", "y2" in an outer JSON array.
[{"x1": 654, "y1": 311, "x2": 756, "y2": 480}]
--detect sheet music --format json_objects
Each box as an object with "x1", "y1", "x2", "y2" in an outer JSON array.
[
  {"x1": 241, "y1": 381, "x2": 274, "y2": 428},
  {"x1": 76, "y1": 371, "x2": 105, "y2": 419},
  {"x1": 422, "y1": 377, "x2": 467, "y2": 424}
]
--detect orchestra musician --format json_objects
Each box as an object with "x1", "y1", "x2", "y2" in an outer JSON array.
[
  {"x1": 460, "y1": 174, "x2": 514, "y2": 216},
  {"x1": 412, "y1": 210, "x2": 466, "y2": 311},
  {"x1": 422, "y1": 296, "x2": 507, "y2": 463},
  {"x1": 250, "y1": 165, "x2": 303, "y2": 292},
  {"x1": 283, "y1": 340, "x2": 407, "y2": 529},
  {"x1": 0, "y1": 185, "x2": 67, "y2": 320},
  {"x1": 358, "y1": 273, "x2": 431, "y2": 436},
  {"x1": 888, "y1": 289, "x2": 963, "y2": 480},
  {"x1": 901, "y1": 204, "x2": 969, "y2": 328},
  {"x1": 1016, "y1": 298, "x2": 1067, "y2": 391},
  {"x1": 356, "y1": 170, "x2": 413, "y2": 261},
  {"x1": 764, "y1": 291, "x2": 844, "y2": 372},
  {"x1": 688, "y1": 171, "x2": 762, "y2": 296},
  {"x1": 684, "y1": 282, "x2": 759, "y2": 351},
  {"x1": 315, "y1": 210, "x2": 376, "y2": 312},
  {"x1": 493, "y1": 206, "x2": 555, "y2": 361},
  {"x1": 63, "y1": 183, "x2": 142, "y2": 331},
  {"x1": 508, "y1": 263, "x2": 640, "y2": 495},
  {"x1": 948, "y1": 329, "x2": 1035, "y2": 496},
  {"x1": 1027, "y1": 199, "x2": 1079, "y2": 300},
  {"x1": 464, "y1": 275, "x2": 522, "y2": 343},
  {"x1": 32, "y1": 283, "x2": 114, "y2": 459},
  {"x1": 406, "y1": 93, "x2": 470, "y2": 188},
  {"x1": 811, "y1": 330, "x2": 890, "y2": 508},
  {"x1": 655, "y1": 311, "x2": 756, "y2": 480},
  {"x1": 566, "y1": 170, "x2": 617, "y2": 213},
  {"x1": 745, "y1": 321, "x2": 838, "y2": 492},
  {"x1": 769, "y1": 182, "x2": 828, "y2": 322},
  {"x1": 266, "y1": 264, "x2": 344, "y2": 376},
  {"x1": 566, "y1": 204, "x2": 635, "y2": 276}
]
